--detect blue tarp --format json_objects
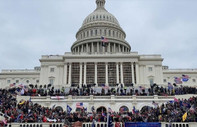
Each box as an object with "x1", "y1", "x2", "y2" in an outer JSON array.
[{"x1": 125, "y1": 122, "x2": 161, "y2": 127}]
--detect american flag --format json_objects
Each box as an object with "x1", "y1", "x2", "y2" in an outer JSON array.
[
  {"x1": 174, "y1": 77, "x2": 182, "y2": 84},
  {"x1": 51, "y1": 96, "x2": 64, "y2": 100},
  {"x1": 101, "y1": 36, "x2": 108, "y2": 43},
  {"x1": 108, "y1": 107, "x2": 113, "y2": 113},
  {"x1": 101, "y1": 36, "x2": 108, "y2": 47},
  {"x1": 76, "y1": 102, "x2": 83, "y2": 109},
  {"x1": 132, "y1": 106, "x2": 136, "y2": 114},
  {"x1": 189, "y1": 105, "x2": 195, "y2": 113},
  {"x1": 9, "y1": 83, "x2": 16, "y2": 87},
  {"x1": 102, "y1": 84, "x2": 109, "y2": 89}
]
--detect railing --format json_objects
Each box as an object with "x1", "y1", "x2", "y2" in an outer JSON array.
[
  {"x1": 6, "y1": 123, "x2": 64, "y2": 127},
  {"x1": 82, "y1": 122, "x2": 123, "y2": 127},
  {"x1": 64, "y1": 52, "x2": 138, "y2": 55},
  {"x1": 5, "y1": 122, "x2": 197, "y2": 127},
  {"x1": 161, "y1": 122, "x2": 190, "y2": 127},
  {"x1": 1, "y1": 69, "x2": 39, "y2": 73},
  {"x1": 30, "y1": 95, "x2": 174, "y2": 100}
]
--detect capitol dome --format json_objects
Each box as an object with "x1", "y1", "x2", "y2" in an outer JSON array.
[{"x1": 71, "y1": 0, "x2": 131, "y2": 54}]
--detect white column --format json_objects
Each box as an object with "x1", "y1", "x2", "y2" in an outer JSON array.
[
  {"x1": 68, "y1": 63, "x2": 72, "y2": 85},
  {"x1": 63, "y1": 63, "x2": 68, "y2": 85},
  {"x1": 84, "y1": 63, "x2": 87, "y2": 85},
  {"x1": 86, "y1": 43, "x2": 88, "y2": 52},
  {"x1": 131, "y1": 63, "x2": 135, "y2": 84},
  {"x1": 122, "y1": 46, "x2": 125, "y2": 52},
  {"x1": 95, "y1": 62, "x2": 97, "y2": 86},
  {"x1": 105, "y1": 62, "x2": 108, "y2": 86},
  {"x1": 136, "y1": 63, "x2": 140, "y2": 85},
  {"x1": 114, "y1": 43, "x2": 116, "y2": 53},
  {"x1": 97, "y1": 42, "x2": 99, "y2": 53},
  {"x1": 79, "y1": 63, "x2": 83, "y2": 87},
  {"x1": 81, "y1": 44, "x2": 84, "y2": 52},
  {"x1": 120, "y1": 62, "x2": 124, "y2": 85},
  {"x1": 108, "y1": 42, "x2": 110, "y2": 53},
  {"x1": 118, "y1": 44, "x2": 121, "y2": 52},
  {"x1": 92, "y1": 43, "x2": 94, "y2": 53},
  {"x1": 116, "y1": 63, "x2": 119, "y2": 84}
]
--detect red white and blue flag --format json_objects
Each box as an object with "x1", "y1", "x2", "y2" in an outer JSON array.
[
  {"x1": 189, "y1": 105, "x2": 195, "y2": 113},
  {"x1": 132, "y1": 106, "x2": 136, "y2": 114},
  {"x1": 108, "y1": 107, "x2": 113, "y2": 113},
  {"x1": 51, "y1": 96, "x2": 64, "y2": 100},
  {"x1": 101, "y1": 36, "x2": 108, "y2": 47},
  {"x1": 182, "y1": 74, "x2": 189, "y2": 82},
  {"x1": 174, "y1": 77, "x2": 182, "y2": 84},
  {"x1": 76, "y1": 102, "x2": 83, "y2": 109},
  {"x1": 10, "y1": 83, "x2": 16, "y2": 87}
]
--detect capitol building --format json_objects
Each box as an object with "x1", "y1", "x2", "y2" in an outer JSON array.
[{"x1": 0, "y1": 0, "x2": 197, "y2": 112}]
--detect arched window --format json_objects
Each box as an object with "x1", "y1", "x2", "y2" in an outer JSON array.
[
  {"x1": 55, "y1": 106, "x2": 63, "y2": 112},
  {"x1": 96, "y1": 106, "x2": 107, "y2": 113}
]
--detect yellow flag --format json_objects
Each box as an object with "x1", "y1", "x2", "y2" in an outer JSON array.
[
  {"x1": 19, "y1": 100, "x2": 25, "y2": 105},
  {"x1": 182, "y1": 112, "x2": 187, "y2": 122}
]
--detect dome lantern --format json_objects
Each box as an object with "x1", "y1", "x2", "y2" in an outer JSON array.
[{"x1": 96, "y1": 0, "x2": 106, "y2": 9}]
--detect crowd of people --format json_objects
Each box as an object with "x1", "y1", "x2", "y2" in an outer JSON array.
[
  {"x1": 0, "y1": 86, "x2": 197, "y2": 126},
  {"x1": 13, "y1": 83, "x2": 197, "y2": 97}
]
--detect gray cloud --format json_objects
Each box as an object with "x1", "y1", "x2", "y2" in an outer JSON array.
[{"x1": 0, "y1": 0, "x2": 197, "y2": 71}]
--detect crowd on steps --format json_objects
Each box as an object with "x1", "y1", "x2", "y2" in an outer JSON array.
[{"x1": 0, "y1": 86, "x2": 197, "y2": 126}]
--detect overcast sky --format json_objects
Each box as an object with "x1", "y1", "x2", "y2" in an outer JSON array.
[{"x1": 0, "y1": 0, "x2": 197, "y2": 71}]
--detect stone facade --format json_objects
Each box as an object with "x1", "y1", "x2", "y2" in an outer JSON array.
[{"x1": 0, "y1": 0, "x2": 197, "y2": 89}]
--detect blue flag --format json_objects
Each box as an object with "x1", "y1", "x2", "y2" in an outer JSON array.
[
  {"x1": 107, "y1": 113, "x2": 113, "y2": 127},
  {"x1": 182, "y1": 75, "x2": 189, "y2": 82},
  {"x1": 67, "y1": 105, "x2": 72, "y2": 114}
]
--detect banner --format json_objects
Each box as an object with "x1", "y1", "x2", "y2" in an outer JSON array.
[
  {"x1": 125, "y1": 122, "x2": 161, "y2": 127},
  {"x1": 51, "y1": 96, "x2": 64, "y2": 100}
]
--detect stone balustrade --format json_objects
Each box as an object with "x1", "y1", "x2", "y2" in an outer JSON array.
[{"x1": 4, "y1": 122, "x2": 197, "y2": 127}]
